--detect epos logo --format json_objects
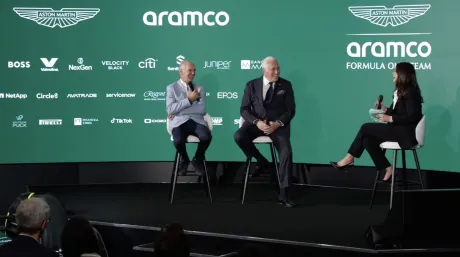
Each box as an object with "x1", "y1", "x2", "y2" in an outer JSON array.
[
  {"x1": 217, "y1": 92, "x2": 238, "y2": 99},
  {"x1": 8, "y1": 61, "x2": 30, "y2": 68}
]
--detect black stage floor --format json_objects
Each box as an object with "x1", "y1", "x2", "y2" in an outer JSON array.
[{"x1": 27, "y1": 183, "x2": 391, "y2": 249}]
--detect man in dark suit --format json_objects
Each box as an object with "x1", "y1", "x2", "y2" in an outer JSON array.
[
  {"x1": 234, "y1": 56, "x2": 296, "y2": 207},
  {"x1": 0, "y1": 198, "x2": 58, "y2": 257}
]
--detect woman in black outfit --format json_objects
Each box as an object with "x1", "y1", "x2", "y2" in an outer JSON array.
[{"x1": 331, "y1": 62, "x2": 424, "y2": 181}]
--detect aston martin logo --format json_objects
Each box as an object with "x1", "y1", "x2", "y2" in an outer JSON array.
[
  {"x1": 348, "y1": 4, "x2": 431, "y2": 27},
  {"x1": 13, "y1": 7, "x2": 100, "y2": 28}
]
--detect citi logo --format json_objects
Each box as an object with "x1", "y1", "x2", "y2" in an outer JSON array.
[{"x1": 143, "y1": 11, "x2": 229, "y2": 27}]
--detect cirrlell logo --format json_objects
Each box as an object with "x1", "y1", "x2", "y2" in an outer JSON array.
[
  {"x1": 348, "y1": 4, "x2": 431, "y2": 27},
  {"x1": 13, "y1": 7, "x2": 100, "y2": 28}
]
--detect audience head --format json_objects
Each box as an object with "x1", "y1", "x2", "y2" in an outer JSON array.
[
  {"x1": 261, "y1": 56, "x2": 280, "y2": 83},
  {"x1": 179, "y1": 60, "x2": 196, "y2": 84},
  {"x1": 393, "y1": 62, "x2": 423, "y2": 101},
  {"x1": 15, "y1": 197, "x2": 50, "y2": 239},
  {"x1": 61, "y1": 216, "x2": 100, "y2": 257},
  {"x1": 154, "y1": 223, "x2": 189, "y2": 257}
]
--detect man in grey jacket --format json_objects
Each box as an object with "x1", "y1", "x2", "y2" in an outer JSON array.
[{"x1": 166, "y1": 60, "x2": 212, "y2": 175}]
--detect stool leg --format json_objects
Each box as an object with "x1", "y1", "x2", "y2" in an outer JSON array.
[
  {"x1": 390, "y1": 150, "x2": 398, "y2": 210},
  {"x1": 241, "y1": 158, "x2": 251, "y2": 204},
  {"x1": 369, "y1": 169, "x2": 380, "y2": 211},
  {"x1": 413, "y1": 150, "x2": 424, "y2": 189},
  {"x1": 402, "y1": 150, "x2": 408, "y2": 190},
  {"x1": 269, "y1": 143, "x2": 281, "y2": 190},
  {"x1": 170, "y1": 151, "x2": 180, "y2": 204},
  {"x1": 202, "y1": 159, "x2": 212, "y2": 203}
]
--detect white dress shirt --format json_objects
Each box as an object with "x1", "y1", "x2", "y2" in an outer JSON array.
[
  {"x1": 178, "y1": 79, "x2": 191, "y2": 94},
  {"x1": 393, "y1": 90, "x2": 398, "y2": 109}
]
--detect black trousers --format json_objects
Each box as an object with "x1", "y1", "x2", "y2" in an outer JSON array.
[
  {"x1": 234, "y1": 123, "x2": 293, "y2": 188},
  {"x1": 171, "y1": 119, "x2": 212, "y2": 161},
  {"x1": 348, "y1": 123, "x2": 405, "y2": 170}
]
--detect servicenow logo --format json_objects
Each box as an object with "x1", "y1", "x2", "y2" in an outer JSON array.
[{"x1": 143, "y1": 11, "x2": 229, "y2": 26}]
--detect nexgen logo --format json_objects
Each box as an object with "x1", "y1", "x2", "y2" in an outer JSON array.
[{"x1": 40, "y1": 58, "x2": 58, "y2": 71}]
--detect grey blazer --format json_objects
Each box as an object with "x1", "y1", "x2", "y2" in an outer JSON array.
[{"x1": 166, "y1": 80, "x2": 207, "y2": 129}]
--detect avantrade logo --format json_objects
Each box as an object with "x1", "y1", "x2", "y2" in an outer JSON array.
[
  {"x1": 13, "y1": 7, "x2": 100, "y2": 28},
  {"x1": 143, "y1": 11, "x2": 229, "y2": 26},
  {"x1": 345, "y1": 4, "x2": 432, "y2": 71},
  {"x1": 348, "y1": 4, "x2": 431, "y2": 27}
]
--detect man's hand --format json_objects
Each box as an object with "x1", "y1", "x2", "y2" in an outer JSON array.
[
  {"x1": 168, "y1": 114, "x2": 175, "y2": 120},
  {"x1": 188, "y1": 89, "x2": 200, "y2": 102},
  {"x1": 264, "y1": 121, "x2": 281, "y2": 134},
  {"x1": 256, "y1": 120, "x2": 271, "y2": 133},
  {"x1": 376, "y1": 114, "x2": 392, "y2": 123}
]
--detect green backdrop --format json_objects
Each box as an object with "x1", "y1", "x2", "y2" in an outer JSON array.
[{"x1": 1, "y1": 0, "x2": 459, "y2": 173}]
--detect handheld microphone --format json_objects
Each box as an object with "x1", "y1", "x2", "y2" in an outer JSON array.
[{"x1": 377, "y1": 95, "x2": 383, "y2": 109}]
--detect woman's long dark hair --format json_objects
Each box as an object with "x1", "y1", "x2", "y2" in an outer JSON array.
[
  {"x1": 394, "y1": 62, "x2": 424, "y2": 103},
  {"x1": 61, "y1": 216, "x2": 100, "y2": 257}
]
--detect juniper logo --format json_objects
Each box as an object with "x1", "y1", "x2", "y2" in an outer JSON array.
[
  {"x1": 143, "y1": 11, "x2": 230, "y2": 26},
  {"x1": 13, "y1": 7, "x2": 100, "y2": 28},
  {"x1": 348, "y1": 4, "x2": 431, "y2": 27}
]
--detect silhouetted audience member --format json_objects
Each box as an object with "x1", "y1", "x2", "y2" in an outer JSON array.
[
  {"x1": 154, "y1": 223, "x2": 189, "y2": 257},
  {"x1": 61, "y1": 216, "x2": 101, "y2": 257},
  {"x1": 0, "y1": 197, "x2": 59, "y2": 257},
  {"x1": 237, "y1": 244, "x2": 272, "y2": 257}
]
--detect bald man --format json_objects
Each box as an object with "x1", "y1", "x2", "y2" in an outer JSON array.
[
  {"x1": 234, "y1": 56, "x2": 296, "y2": 207},
  {"x1": 166, "y1": 60, "x2": 212, "y2": 176}
]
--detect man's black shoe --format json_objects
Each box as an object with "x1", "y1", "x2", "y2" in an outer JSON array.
[
  {"x1": 192, "y1": 158, "x2": 205, "y2": 176},
  {"x1": 250, "y1": 160, "x2": 270, "y2": 177},
  {"x1": 178, "y1": 160, "x2": 190, "y2": 176}
]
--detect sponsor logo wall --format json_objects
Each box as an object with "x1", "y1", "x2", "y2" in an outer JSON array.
[{"x1": 2, "y1": 1, "x2": 458, "y2": 172}]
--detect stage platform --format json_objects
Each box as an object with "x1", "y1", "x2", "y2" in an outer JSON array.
[{"x1": 26, "y1": 183, "x2": 460, "y2": 257}]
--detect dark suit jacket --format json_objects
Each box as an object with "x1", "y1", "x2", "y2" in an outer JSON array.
[
  {"x1": 385, "y1": 86, "x2": 423, "y2": 148},
  {"x1": 240, "y1": 76, "x2": 296, "y2": 128},
  {"x1": 0, "y1": 235, "x2": 59, "y2": 257}
]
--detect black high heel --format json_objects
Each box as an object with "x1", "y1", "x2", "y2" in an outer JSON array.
[{"x1": 330, "y1": 161, "x2": 354, "y2": 172}]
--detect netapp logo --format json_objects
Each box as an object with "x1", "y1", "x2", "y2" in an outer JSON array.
[
  {"x1": 143, "y1": 11, "x2": 229, "y2": 26},
  {"x1": 69, "y1": 58, "x2": 93, "y2": 71},
  {"x1": 8, "y1": 61, "x2": 30, "y2": 68},
  {"x1": 217, "y1": 92, "x2": 238, "y2": 99},
  {"x1": 0, "y1": 93, "x2": 27, "y2": 99},
  {"x1": 39, "y1": 119, "x2": 62, "y2": 126},
  {"x1": 40, "y1": 58, "x2": 58, "y2": 72},
  {"x1": 111, "y1": 118, "x2": 132, "y2": 124},
  {"x1": 106, "y1": 93, "x2": 136, "y2": 98},
  {"x1": 36, "y1": 93, "x2": 58, "y2": 99},
  {"x1": 144, "y1": 118, "x2": 166, "y2": 124},
  {"x1": 67, "y1": 93, "x2": 97, "y2": 98}
]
